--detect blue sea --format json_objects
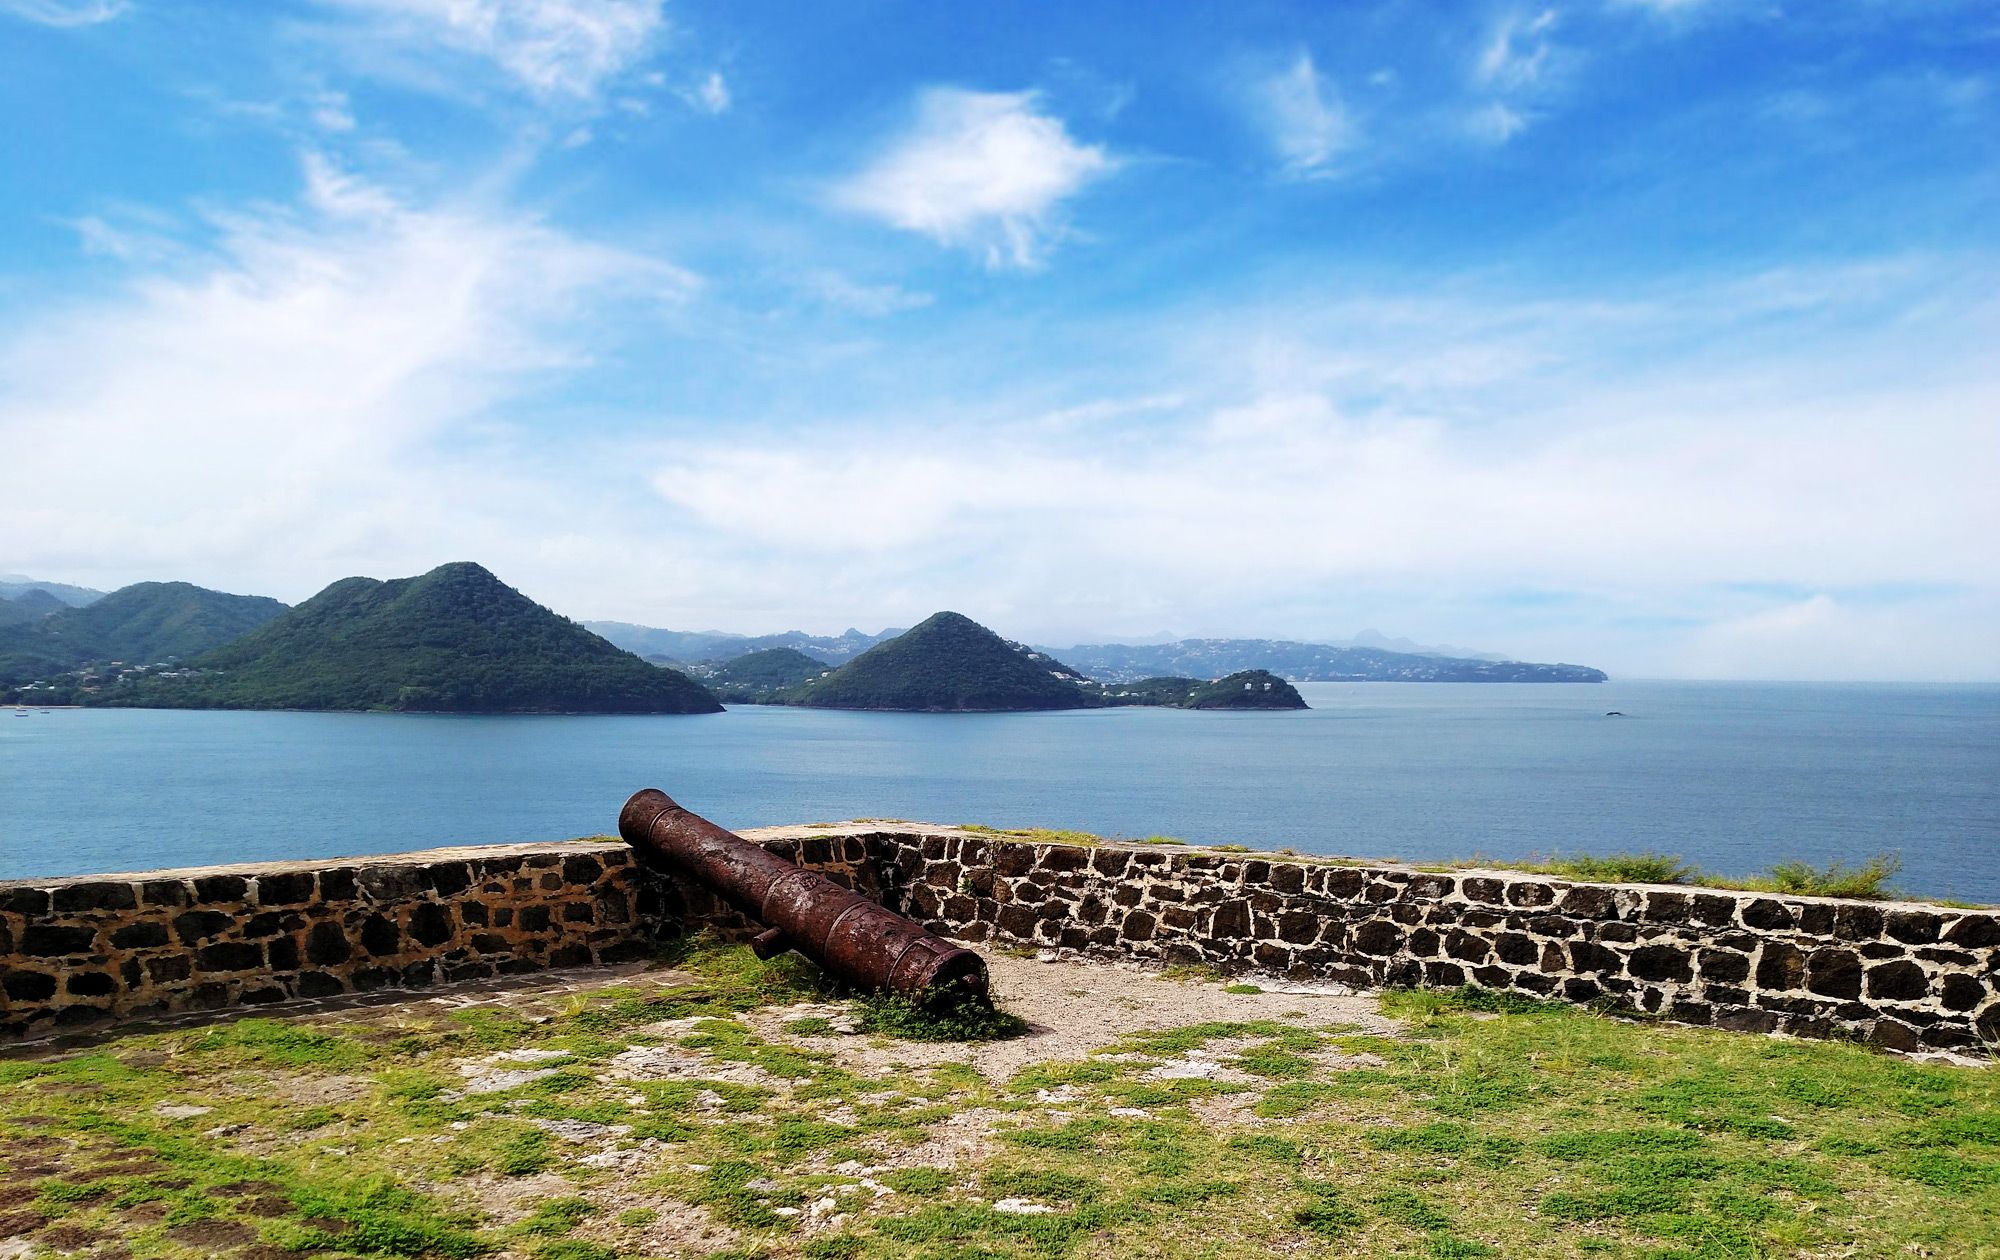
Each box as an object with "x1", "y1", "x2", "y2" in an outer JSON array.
[{"x1": 2, "y1": 682, "x2": 1995, "y2": 902}]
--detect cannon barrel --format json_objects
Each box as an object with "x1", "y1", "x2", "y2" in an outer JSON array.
[{"x1": 619, "y1": 789, "x2": 988, "y2": 1005}]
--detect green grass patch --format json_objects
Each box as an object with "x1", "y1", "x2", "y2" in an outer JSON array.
[{"x1": 855, "y1": 989, "x2": 1030, "y2": 1042}]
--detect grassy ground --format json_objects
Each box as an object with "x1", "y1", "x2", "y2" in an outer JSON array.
[{"x1": 0, "y1": 938, "x2": 1994, "y2": 1259}]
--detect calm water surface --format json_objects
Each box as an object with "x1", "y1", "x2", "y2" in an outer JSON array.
[{"x1": 2, "y1": 682, "x2": 1995, "y2": 901}]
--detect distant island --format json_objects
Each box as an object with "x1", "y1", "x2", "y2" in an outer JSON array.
[
  {"x1": 591, "y1": 617, "x2": 1604, "y2": 684},
  {"x1": 11, "y1": 563, "x2": 720, "y2": 715},
  {"x1": 1046, "y1": 639, "x2": 1606, "y2": 684},
  {"x1": 697, "y1": 612, "x2": 1309, "y2": 712},
  {"x1": 1083, "y1": 670, "x2": 1308, "y2": 710}
]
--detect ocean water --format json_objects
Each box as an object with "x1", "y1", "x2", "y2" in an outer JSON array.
[{"x1": 1, "y1": 682, "x2": 1995, "y2": 902}]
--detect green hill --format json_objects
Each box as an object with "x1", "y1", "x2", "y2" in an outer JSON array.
[
  {"x1": 789, "y1": 611, "x2": 1096, "y2": 712},
  {"x1": 1087, "y1": 669, "x2": 1308, "y2": 709},
  {"x1": 100, "y1": 562, "x2": 721, "y2": 714},
  {"x1": 0, "y1": 588, "x2": 66, "y2": 627},
  {"x1": 0, "y1": 581, "x2": 288, "y2": 686},
  {"x1": 697, "y1": 647, "x2": 830, "y2": 703}
]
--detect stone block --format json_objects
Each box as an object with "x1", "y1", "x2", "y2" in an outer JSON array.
[
  {"x1": 53, "y1": 882, "x2": 137, "y2": 913},
  {"x1": 21, "y1": 925, "x2": 94, "y2": 956},
  {"x1": 1865, "y1": 960, "x2": 1928, "y2": 1002},
  {"x1": 1805, "y1": 949, "x2": 1864, "y2": 1000}
]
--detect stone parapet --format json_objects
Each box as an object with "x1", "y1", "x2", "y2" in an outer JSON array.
[
  {"x1": 4, "y1": 825, "x2": 1995, "y2": 1051},
  {"x1": 833, "y1": 826, "x2": 2000, "y2": 1052},
  {"x1": 0, "y1": 842, "x2": 666, "y2": 1041}
]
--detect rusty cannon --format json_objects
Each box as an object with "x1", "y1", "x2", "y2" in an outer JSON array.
[{"x1": 619, "y1": 789, "x2": 989, "y2": 1007}]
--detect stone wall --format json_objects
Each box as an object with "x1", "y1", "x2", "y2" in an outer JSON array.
[
  {"x1": 844, "y1": 826, "x2": 2000, "y2": 1052},
  {"x1": 4, "y1": 825, "x2": 1995, "y2": 1052},
  {"x1": 0, "y1": 843, "x2": 665, "y2": 1041}
]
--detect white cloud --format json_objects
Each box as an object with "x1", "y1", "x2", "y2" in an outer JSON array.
[
  {"x1": 833, "y1": 87, "x2": 1113, "y2": 269},
  {"x1": 317, "y1": 0, "x2": 666, "y2": 99},
  {"x1": 1465, "y1": 102, "x2": 1530, "y2": 143},
  {"x1": 796, "y1": 270, "x2": 932, "y2": 316},
  {"x1": 627, "y1": 258, "x2": 2000, "y2": 677},
  {"x1": 1676, "y1": 594, "x2": 2000, "y2": 682},
  {"x1": 1475, "y1": 8, "x2": 1561, "y2": 92},
  {"x1": 0, "y1": 0, "x2": 124, "y2": 26},
  {"x1": 0, "y1": 157, "x2": 697, "y2": 597},
  {"x1": 1465, "y1": 7, "x2": 1571, "y2": 141},
  {"x1": 680, "y1": 70, "x2": 730, "y2": 114},
  {"x1": 1250, "y1": 51, "x2": 1355, "y2": 177},
  {"x1": 638, "y1": 374, "x2": 1998, "y2": 676},
  {"x1": 310, "y1": 89, "x2": 357, "y2": 133}
]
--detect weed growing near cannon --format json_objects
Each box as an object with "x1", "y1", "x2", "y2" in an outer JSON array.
[{"x1": 855, "y1": 989, "x2": 1030, "y2": 1042}]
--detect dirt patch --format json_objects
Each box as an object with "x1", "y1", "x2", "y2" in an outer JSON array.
[
  {"x1": 746, "y1": 953, "x2": 1398, "y2": 1081},
  {"x1": 119, "y1": 1201, "x2": 168, "y2": 1226},
  {"x1": 576, "y1": 1197, "x2": 739, "y2": 1258},
  {"x1": 859, "y1": 1106, "x2": 1006, "y2": 1173},
  {"x1": 0, "y1": 1189, "x2": 33, "y2": 1211},
  {"x1": 457, "y1": 1171, "x2": 578, "y2": 1227},
  {"x1": 35, "y1": 1222, "x2": 107, "y2": 1249},
  {"x1": 166, "y1": 1220, "x2": 256, "y2": 1247},
  {"x1": 0, "y1": 1213, "x2": 43, "y2": 1237},
  {"x1": 1189, "y1": 1092, "x2": 1266, "y2": 1129}
]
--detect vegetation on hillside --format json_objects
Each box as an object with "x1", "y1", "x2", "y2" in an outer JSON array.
[
  {"x1": 1087, "y1": 669, "x2": 1308, "y2": 710},
  {"x1": 777, "y1": 616, "x2": 1313, "y2": 713},
  {"x1": 0, "y1": 587, "x2": 67, "y2": 626},
  {"x1": 787, "y1": 611, "x2": 1099, "y2": 712},
  {"x1": 0, "y1": 581, "x2": 288, "y2": 689},
  {"x1": 695, "y1": 647, "x2": 830, "y2": 704},
  {"x1": 95, "y1": 562, "x2": 722, "y2": 715}
]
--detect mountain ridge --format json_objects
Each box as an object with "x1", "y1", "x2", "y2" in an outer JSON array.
[
  {"x1": 95, "y1": 562, "x2": 721, "y2": 714},
  {"x1": 0, "y1": 581, "x2": 289, "y2": 688},
  {"x1": 786, "y1": 611, "x2": 1095, "y2": 712},
  {"x1": 1044, "y1": 638, "x2": 1605, "y2": 683}
]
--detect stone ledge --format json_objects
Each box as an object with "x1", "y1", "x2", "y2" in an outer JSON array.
[{"x1": 4, "y1": 825, "x2": 1996, "y2": 1053}]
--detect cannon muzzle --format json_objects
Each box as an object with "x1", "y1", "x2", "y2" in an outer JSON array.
[{"x1": 619, "y1": 789, "x2": 989, "y2": 1006}]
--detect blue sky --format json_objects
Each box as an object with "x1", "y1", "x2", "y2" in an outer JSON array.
[{"x1": 2, "y1": 0, "x2": 1995, "y2": 679}]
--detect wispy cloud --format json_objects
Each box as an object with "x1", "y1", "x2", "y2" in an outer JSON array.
[
  {"x1": 833, "y1": 87, "x2": 1113, "y2": 269},
  {"x1": 1464, "y1": 102, "x2": 1529, "y2": 143},
  {"x1": 679, "y1": 70, "x2": 730, "y2": 115},
  {"x1": 0, "y1": 156, "x2": 696, "y2": 594},
  {"x1": 0, "y1": 0, "x2": 124, "y2": 26},
  {"x1": 315, "y1": 0, "x2": 667, "y2": 100},
  {"x1": 1467, "y1": 7, "x2": 1570, "y2": 141},
  {"x1": 1475, "y1": 8, "x2": 1561, "y2": 91},
  {"x1": 631, "y1": 257, "x2": 2000, "y2": 676},
  {"x1": 1248, "y1": 50, "x2": 1356, "y2": 178}
]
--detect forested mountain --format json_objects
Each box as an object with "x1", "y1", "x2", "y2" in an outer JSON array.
[
  {"x1": 0, "y1": 588, "x2": 66, "y2": 626},
  {"x1": 1046, "y1": 639, "x2": 1606, "y2": 683},
  {"x1": 0, "y1": 575, "x2": 105, "y2": 607},
  {"x1": 98, "y1": 562, "x2": 721, "y2": 714},
  {"x1": 788, "y1": 612, "x2": 1096, "y2": 712},
  {"x1": 0, "y1": 581, "x2": 288, "y2": 686},
  {"x1": 691, "y1": 647, "x2": 831, "y2": 703}
]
